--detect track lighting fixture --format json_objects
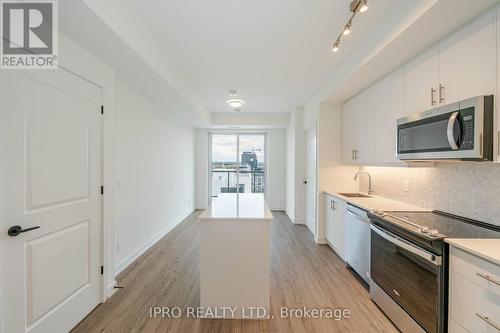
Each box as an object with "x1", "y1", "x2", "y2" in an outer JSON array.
[{"x1": 331, "y1": 0, "x2": 368, "y2": 54}]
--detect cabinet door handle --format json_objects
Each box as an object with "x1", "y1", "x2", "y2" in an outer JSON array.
[
  {"x1": 476, "y1": 272, "x2": 500, "y2": 286},
  {"x1": 475, "y1": 313, "x2": 500, "y2": 331},
  {"x1": 439, "y1": 84, "x2": 445, "y2": 103},
  {"x1": 355, "y1": 150, "x2": 359, "y2": 160},
  {"x1": 332, "y1": 201, "x2": 336, "y2": 210},
  {"x1": 431, "y1": 87, "x2": 436, "y2": 105},
  {"x1": 351, "y1": 149, "x2": 354, "y2": 161}
]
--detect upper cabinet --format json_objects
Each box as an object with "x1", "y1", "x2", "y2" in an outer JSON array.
[
  {"x1": 405, "y1": 12, "x2": 496, "y2": 115},
  {"x1": 342, "y1": 70, "x2": 405, "y2": 166},
  {"x1": 404, "y1": 46, "x2": 440, "y2": 115},
  {"x1": 372, "y1": 71, "x2": 405, "y2": 165},
  {"x1": 439, "y1": 13, "x2": 496, "y2": 105},
  {"x1": 342, "y1": 8, "x2": 498, "y2": 166},
  {"x1": 341, "y1": 88, "x2": 374, "y2": 165}
]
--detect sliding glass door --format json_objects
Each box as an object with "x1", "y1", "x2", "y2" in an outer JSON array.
[{"x1": 210, "y1": 133, "x2": 266, "y2": 198}]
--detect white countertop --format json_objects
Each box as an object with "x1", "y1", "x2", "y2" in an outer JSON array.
[
  {"x1": 198, "y1": 193, "x2": 273, "y2": 221},
  {"x1": 323, "y1": 190, "x2": 430, "y2": 212},
  {"x1": 445, "y1": 238, "x2": 500, "y2": 266}
]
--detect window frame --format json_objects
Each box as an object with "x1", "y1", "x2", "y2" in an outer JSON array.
[{"x1": 208, "y1": 130, "x2": 268, "y2": 201}]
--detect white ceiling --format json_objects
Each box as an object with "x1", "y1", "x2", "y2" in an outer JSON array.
[{"x1": 122, "y1": 0, "x2": 407, "y2": 113}]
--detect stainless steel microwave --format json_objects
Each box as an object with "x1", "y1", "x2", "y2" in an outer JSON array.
[{"x1": 397, "y1": 95, "x2": 493, "y2": 161}]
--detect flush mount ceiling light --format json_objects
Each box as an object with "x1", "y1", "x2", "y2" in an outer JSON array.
[
  {"x1": 226, "y1": 90, "x2": 245, "y2": 109},
  {"x1": 331, "y1": 0, "x2": 368, "y2": 54},
  {"x1": 227, "y1": 99, "x2": 245, "y2": 108}
]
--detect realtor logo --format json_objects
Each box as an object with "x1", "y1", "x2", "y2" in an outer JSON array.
[{"x1": 1, "y1": 0, "x2": 58, "y2": 69}]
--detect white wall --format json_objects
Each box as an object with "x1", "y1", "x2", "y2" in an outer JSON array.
[
  {"x1": 195, "y1": 129, "x2": 209, "y2": 209},
  {"x1": 267, "y1": 129, "x2": 287, "y2": 210},
  {"x1": 286, "y1": 116, "x2": 295, "y2": 220},
  {"x1": 114, "y1": 82, "x2": 195, "y2": 274},
  {"x1": 211, "y1": 113, "x2": 290, "y2": 128},
  {"x1": 286, "y1": 108, "x2": 306, "y2": 224},
  {"x1": 316, "y1": 104, "x2": 359, "y2": 242}
]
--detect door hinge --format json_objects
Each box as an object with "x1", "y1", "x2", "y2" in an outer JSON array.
[
  {"x1": 101, "y1": 105, "x2": 104, "y2": 115},
  {"x1": 101, "y1": 266, "x2": 104, "y2": 275},
  {"x1": 100, "y1": 186, "x2": 104, "y2": 195}
]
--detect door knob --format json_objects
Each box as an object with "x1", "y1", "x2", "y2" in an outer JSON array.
[
  {"x1": 303, "y1": 181, "x2": 307, "y2": 184},
  {"x1": 8, "y1": 225, "x2": 40, "y2": 237}
]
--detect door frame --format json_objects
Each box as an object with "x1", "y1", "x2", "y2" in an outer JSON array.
[
  {"x1": 57, "y1": 34, "x2": 117, "y2": 302},
  {"x1": 305, "y1": 125, "x2": 318, "y2": 240},
  {"x1": 207, "y1": 130, "x2": 269, "y2": 202}
]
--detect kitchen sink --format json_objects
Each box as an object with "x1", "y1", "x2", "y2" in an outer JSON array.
[{"x1": 338, "y1": 193, "x2": 373, "y2": 198}]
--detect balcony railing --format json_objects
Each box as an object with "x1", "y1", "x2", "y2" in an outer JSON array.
[{"x1": 211, "y1": 170, "x2": 265, "y2": 197}]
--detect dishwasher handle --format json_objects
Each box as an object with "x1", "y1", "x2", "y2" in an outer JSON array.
[
  {"x1": 370, "y1": 224, "x2": 442, "y2": 266},
  {"x1": 346, "y1": 208, "x2": 370, "y2": 224}
]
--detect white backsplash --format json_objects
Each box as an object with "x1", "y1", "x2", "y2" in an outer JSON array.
[{"x1": 359, "y1": 162, "x2": 500, "y2": 226}]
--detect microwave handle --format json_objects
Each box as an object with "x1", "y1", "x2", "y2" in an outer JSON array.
[{"x1": 447, "y1": 111, "x2": 460, "y2": 150}]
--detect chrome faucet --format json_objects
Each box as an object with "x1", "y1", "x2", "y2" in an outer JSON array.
[{"x1": 354, "y1": 171, "x2": 373, "y2": 195}]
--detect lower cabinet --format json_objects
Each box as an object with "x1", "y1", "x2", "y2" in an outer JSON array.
[
  {"x1": 448, "y1": 246, "x2": 500, "y2": 333},
  {"x1": 324, "y1": 194, "x2": 346, "y2": 260}
]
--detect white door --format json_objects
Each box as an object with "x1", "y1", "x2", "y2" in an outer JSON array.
[
  {"x1": 324, "y1": 195, "x2": 334, "y2": 244},
  {"x1": 341, "y1": 99, "x2": 358, "y2": 164},
  {"x1": 331, "y1": 198, "x2": 346, "y2": 260},
  {"x1": 305, "y1": 128, "x2": 316, "y2": 236},
  {"x1": 0, "y1": 68, "x2": 102, "y2": 333}
]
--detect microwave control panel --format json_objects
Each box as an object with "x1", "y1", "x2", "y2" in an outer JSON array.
[{"x1": 459, "y1": 107, "x2": 475, "y2": 150}]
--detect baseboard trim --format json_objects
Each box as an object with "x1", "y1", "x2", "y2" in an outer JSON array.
[
  {"x1": 315, "y1": 237, "x2": 327, "y2": 245},
  {"x1": 115, "y1": 209, "x2": 194, "y2": 276},
  {"x1": 106, "y1": 280, "x2": 117, "y2": 299},
  {"x1": 293, "y1": 219, "x2": 306, "y2": 225}
]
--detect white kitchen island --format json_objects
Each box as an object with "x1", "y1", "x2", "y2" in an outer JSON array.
[{"x1": 198, "y1": 193, "x2": 273, "y2": 319}]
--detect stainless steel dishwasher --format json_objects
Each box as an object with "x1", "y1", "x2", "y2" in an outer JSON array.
[{"x1": 345, "y1": 204, "x2": 371, "y2": 284}]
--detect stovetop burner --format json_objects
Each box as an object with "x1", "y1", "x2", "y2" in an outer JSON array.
[{"x1": 372, "y1": 210, "x2": 500, "y2": 240}]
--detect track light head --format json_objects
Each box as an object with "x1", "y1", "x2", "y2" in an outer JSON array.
[
  {"x1": 332, "y1": 41, "x2": 339, "y2": 53},
  {"x1": 350, "y1": 0, "x2": 368, "y2": 13},
  {"x1": 343, "y1": 23, "x2": 351, "y2": 36}
]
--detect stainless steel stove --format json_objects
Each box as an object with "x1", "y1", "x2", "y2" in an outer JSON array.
[{"x1": 367, "y1": 210, "x2": 500, "y2": 333}]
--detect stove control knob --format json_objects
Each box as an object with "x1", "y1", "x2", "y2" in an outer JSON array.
[
  {"x1": 421, "y1": 226, "x2": 430, "y2": 233},
  {"x1": 430, "y1": 229, "x2": 439, "y2": 236}
]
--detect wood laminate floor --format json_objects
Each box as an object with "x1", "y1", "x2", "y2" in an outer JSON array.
[{"x1": 73, "y1": 211, "x2": 398, "y2": 333}]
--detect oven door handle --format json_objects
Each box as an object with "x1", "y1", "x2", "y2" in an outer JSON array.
[{"x1": 370, "y1": 224, "x2": 442, "y2": 266}]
